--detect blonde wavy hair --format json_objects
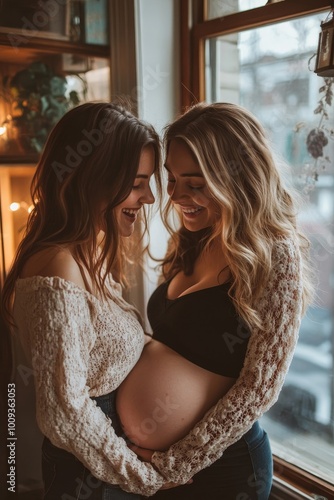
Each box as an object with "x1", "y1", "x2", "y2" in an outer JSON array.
[
  {"x1": 161, "y1": 102, "x2": 314, "y2": 330},
  {"x1": 2, "y1": 101, "x2": 161, "y2": 327}
]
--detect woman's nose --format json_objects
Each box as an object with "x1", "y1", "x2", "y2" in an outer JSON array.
[
  {"x1": 169, "y1": 183, "x2": 185, "y2": 202},
  {"x1": 142, "y1": 186, "x2": 155, "y2": 205}
]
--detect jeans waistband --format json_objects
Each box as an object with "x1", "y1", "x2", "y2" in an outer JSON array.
[
  {"x1": 91, "y1": 391, "x2": 124, "y2": 437},
  {"x1": 243, "y1": 420, "x2": 262, "y2": 446},
  {"x1": 222, "y1": 420, "x2": 263, "y2": 455},
  {"x1": 91, "y1": 391, "x2": 116, "y2": 414}
]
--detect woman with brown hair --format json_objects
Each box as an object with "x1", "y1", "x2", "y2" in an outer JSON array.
[{"x1": 1, "y1": 102, "x2": 176, "y2": 499}]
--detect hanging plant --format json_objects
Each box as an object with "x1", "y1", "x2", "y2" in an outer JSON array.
[
  {"x1": 296, "y1": 77, "x2": 334, "y2": 194},
  {"x1": 5, "y1": 61, "x2": 83, "y2": 154}
]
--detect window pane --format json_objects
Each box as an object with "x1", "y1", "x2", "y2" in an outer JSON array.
[
  {"x1": 205, "y1": 14, "x2": 334, "y2": 484},
  {"x1": 206, "y1": 0, "x2": 274, "y2": 19}
]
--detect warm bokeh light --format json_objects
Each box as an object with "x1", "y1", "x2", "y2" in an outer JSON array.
[
  {"x1": 9, "y1": 201, "x2": 33, "y2": 213},
  {"x1": 9, "y1": 202, "x2": 20, "y2": 212}
]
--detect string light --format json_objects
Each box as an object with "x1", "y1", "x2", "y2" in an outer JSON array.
[{"x1": 9, "y1": 201, "x2": 34, "y2": 213}]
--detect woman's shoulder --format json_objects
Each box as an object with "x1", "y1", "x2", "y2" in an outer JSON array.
[{"x1": 20, "y1": 246, "x2": 87, "y2": 290}]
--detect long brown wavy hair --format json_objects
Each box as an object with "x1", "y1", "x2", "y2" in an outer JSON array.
[
  {"x1": 2, "y1": 101, "x2": 161, "y2": 326},
  {"x1": 160, "y1": 102, "x2": 314, "y2": 330}
]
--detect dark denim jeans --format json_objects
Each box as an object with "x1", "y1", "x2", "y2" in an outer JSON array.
[
  {"x1": 148, "y1": 421, "x2": 273, "y2": 500},
  {"x1": 42, "y1": 391, "x2": 140, "y2": 500}
]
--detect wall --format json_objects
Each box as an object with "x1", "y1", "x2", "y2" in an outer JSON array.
[
  {"x1": 135, "y1": 0, "x2": 180, "y2": 322},
  {"x1": 135, "y1": 0, "x2": 180, "y2": 131}
]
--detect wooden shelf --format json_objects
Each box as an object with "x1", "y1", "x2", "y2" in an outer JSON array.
[{"x1": 0, "y1": 32, "x2": 110, "y2": 60}]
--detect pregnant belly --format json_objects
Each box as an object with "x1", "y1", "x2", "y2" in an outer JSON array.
[{"x1": 116, "y1": 339, "x2": 235, "y2": 451}]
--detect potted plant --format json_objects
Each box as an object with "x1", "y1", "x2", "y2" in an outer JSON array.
[{"x1": 3, "y1": 61, "x2": 82, "y2": 155}]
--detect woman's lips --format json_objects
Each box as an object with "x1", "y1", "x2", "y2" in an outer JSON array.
[
  {"x1": 180, "y1": 206, "x2": 204, "y2": 217},
  {"x1": 122, "y1": 208, "x2": 139, "y2": 221}
]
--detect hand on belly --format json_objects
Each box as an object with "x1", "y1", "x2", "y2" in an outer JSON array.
[{"x1": 116, "y1": 340, "x2": 235, "y2": 451}]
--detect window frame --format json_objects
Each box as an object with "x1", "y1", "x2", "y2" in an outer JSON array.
[
  {"x1": 181, "y1": 0, "x2": 333, "y2": 103},
  {"x1": 180, "y1": 0, "x2": 334, "y2": 497}
]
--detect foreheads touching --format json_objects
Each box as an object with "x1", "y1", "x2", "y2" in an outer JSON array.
[{"x1": 163, "y1": 102, "x2": 282, "y2": 229}]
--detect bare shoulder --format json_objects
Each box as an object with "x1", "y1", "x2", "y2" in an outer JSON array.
[{"x1": 21, "y1": 247, "x2": 87, "y2": 289}]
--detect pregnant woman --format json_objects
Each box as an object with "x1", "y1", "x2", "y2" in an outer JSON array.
[{"x1": 116, "y1": 102, "x2": 314, "y2": 499}]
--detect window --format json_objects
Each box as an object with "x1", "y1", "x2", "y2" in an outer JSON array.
[
  {"x1": 206, "y1": 0, "x2": 266, "y2": 17},
  {"x1": 184, "y1": 0, "x2": 334, "y2": 496}
]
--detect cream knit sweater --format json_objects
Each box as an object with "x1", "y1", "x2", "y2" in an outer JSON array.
[{"x1": 14, "y1": 275, "x2": 165, "y2": 496}]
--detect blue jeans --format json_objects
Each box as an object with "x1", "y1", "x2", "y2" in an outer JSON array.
[
  {"x1": 149, "y1": 421, "x2": 273, "y2": 500},
  {"x1": 42, "y1": 391, "x2": 140, "y2": 500}
]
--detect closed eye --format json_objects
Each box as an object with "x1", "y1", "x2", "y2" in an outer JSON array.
[{"x1": 167, "y1": 178, "x2": 204, "y2": 190}]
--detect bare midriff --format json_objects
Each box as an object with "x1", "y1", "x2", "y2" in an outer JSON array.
[{"x1": 116, "y1": 339, "x2": 236, "y2": 451}]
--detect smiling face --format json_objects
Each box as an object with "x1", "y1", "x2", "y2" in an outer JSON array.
[
  {"x1": 115, "y1": 145, "x2": 155, "y2": 237},
  {"x1": 165, "y1": 139, "x2": 219, "y2": 232}
]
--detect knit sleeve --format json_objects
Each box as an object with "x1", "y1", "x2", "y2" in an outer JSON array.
[
  {"x1": 16, "y1": 279, "x2": 164, "y2": 496},
  {"x1": 151, "y1": 238, "x2": 303, "y2": 483}
]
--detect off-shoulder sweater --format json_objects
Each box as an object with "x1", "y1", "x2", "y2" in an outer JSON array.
[
  {"x1": 151, "y1": 237, "x2": 304, "y2": 483},
  {"x1": 13, "y1": 275, "x2": 165, "y2": 496}
]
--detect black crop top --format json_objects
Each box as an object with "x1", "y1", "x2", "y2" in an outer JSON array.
[{"x1": 147, "y1": 280, "x2": 251, "y2": 378}]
